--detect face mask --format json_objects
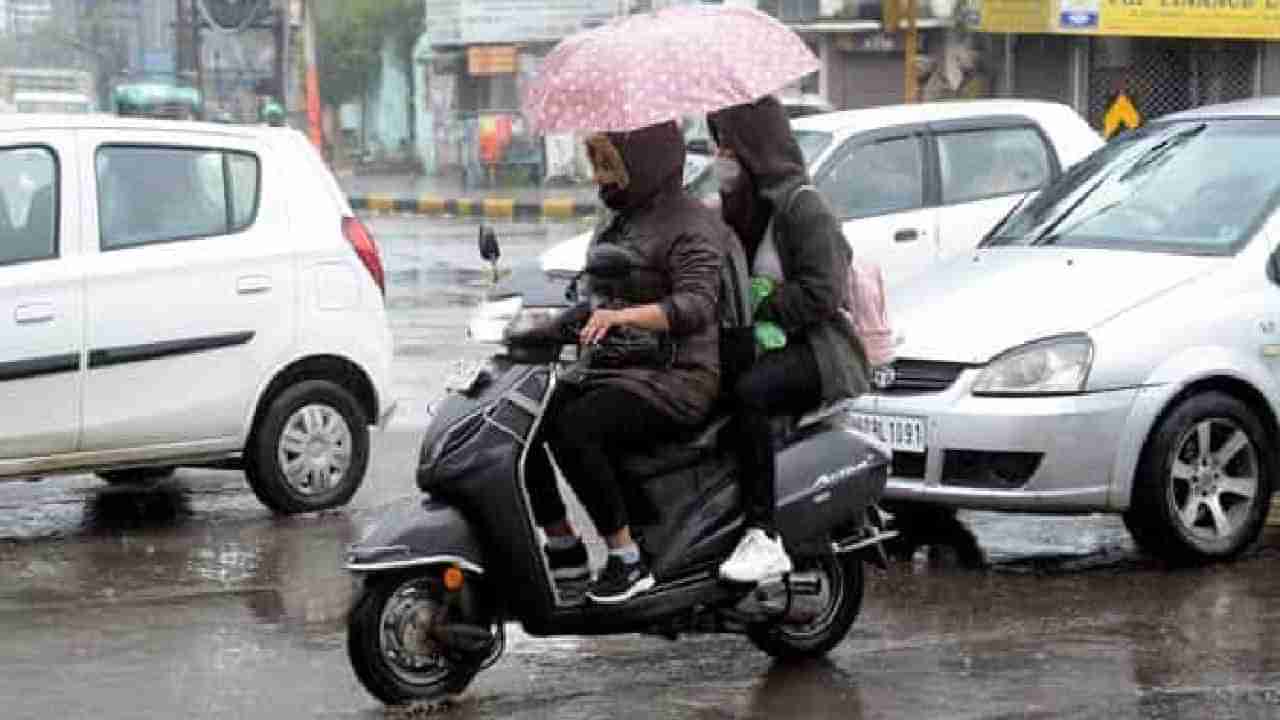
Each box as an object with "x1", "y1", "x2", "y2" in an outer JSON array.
[{"x1": 714, "y1": 156, "x2": 744, "y2": 194}]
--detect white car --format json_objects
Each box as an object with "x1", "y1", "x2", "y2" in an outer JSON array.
[
  {"x1": 472, "y1": 99, "x2": 1102, "y2": 340},
  {"x1": 0, "y1": 115, "x2": 393, "y2": 513},
  {"x1": 852, "y1": 98, "x2": 1280, "y2": 563}
]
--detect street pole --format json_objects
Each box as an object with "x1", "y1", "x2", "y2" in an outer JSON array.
[
  {"x1": 302, "y1": 0, "x2": 323, "y2": 151},
  {"x1": 903, "y1": 0, "x2": 918, "y2": 103}
]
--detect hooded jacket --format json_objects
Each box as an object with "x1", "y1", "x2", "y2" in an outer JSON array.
[
  {"x1": 709, "y1": 96, "x2": 869, "y2": 402},
  {"x1": 573, "y1": 121, "x2": 732, "y2": 425}
]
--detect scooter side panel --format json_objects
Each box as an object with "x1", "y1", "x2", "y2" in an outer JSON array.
[
  {"x1": 774, "y1": 422, "x2": 890, "y2": 548},
  {"x1": 346, "y1": 497, "x2": 486, "y2": 573}
]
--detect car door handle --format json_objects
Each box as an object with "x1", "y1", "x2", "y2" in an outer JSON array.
[
  {"x1": 14, "y1": 303, "x2": 55, "y2": 325},
  {"x1": 894, "y1": 228, "x2": 921, "y2": 243},
  {"x1": 236, "y1": 275, "x2": 273, "y2": 295}
]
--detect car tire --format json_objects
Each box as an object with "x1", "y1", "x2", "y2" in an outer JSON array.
[
  {"x1": 1124, "y1": 391, "x2": 1273, "y2": 564},
  {"x1": 244, "y1": 379, "x2": 369, "y2": 514},
  {"x1": 96, "y1": 466, "x2": 177, "y2": 485}
]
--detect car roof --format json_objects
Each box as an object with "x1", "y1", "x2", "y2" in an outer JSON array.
[
  {"x1": 0, "y1": 112, "x2": 290, "y2": 139},
  {"x1": 791, "y1": 99, "x2": 1081, "y2": 137},
  {"x1": 1162, "y1": 97, "x2": 1280, "y2": 122}
]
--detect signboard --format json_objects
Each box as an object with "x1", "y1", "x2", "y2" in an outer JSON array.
[
  {"x1": 468, "y1": 46, "x2": 519, "y2": 75},
  {"x1": 426, "y1": 0, "x2": 616, "y2": 46},
  {"x1": 1103, "y1": 92, "x2": 1142, "y2": 138},
  {"x1": 977, "y1": 0, "x2": 1280, "y2": 39}
]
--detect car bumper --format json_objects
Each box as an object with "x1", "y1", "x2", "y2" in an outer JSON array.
[{"x1": 853, "y1": 373, "x2": 1141, "y2": 513}]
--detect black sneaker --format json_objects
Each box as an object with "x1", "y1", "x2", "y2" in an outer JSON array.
[
  {"x1": 545, "y1": 540, "x2": 590, "y2": 583},
  {"x1": 587, "y1": 555, "x2": 654, "y2": 604}
]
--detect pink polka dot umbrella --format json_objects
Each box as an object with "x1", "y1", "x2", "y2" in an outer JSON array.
[{"x1": 522, "y1": 5, "x2": 819, "y2": 134}]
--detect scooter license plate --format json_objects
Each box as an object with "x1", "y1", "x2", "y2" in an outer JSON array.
[{"x1": 846, "y1": 412, "x2": 926, "y2": 454}]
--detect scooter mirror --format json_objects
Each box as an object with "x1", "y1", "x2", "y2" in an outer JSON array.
[{"x1": 478, "y1": 225, "x2": 501, "y2": 263}]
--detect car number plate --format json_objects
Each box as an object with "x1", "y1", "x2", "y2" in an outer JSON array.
[{"x1": 846, "y1": 413, "x2": 926, "y2": 454}]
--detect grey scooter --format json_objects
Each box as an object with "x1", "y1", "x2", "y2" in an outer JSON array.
[{"x1": 344, "y1": 233, "x2": 895, "y2": 706}]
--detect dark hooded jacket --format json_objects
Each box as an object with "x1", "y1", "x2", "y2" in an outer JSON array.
[
  {"x1": 573, "y1": 121, "x2": 731, "y2": 425},
  {"x1": 709, "y1": 96, "x2": 869, "y2": 402}
]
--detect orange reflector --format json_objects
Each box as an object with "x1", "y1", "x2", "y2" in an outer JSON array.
[{"x1": 443, "y1": 566, "x2": 465, "y2": 592}]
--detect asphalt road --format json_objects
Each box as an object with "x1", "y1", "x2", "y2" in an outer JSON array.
[{"x1": 3, "y1": 216, "x2": 1280, "y2": 719}]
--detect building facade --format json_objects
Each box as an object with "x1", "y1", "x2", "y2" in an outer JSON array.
[{"x1": 972, "y1": 0, "x2": 1280, "y2": 130}]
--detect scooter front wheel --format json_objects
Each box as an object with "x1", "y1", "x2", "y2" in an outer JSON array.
[
  {"x1": 347, "y1": 572, "x2": 482, "y2": 705},
  {"x1": 746, "y1": 553, "x2": 864, "y2": 661}
]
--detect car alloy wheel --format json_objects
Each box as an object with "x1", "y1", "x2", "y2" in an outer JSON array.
[{"x1": 1166, "y1": 417, "x2": 1259, "y2": 544}]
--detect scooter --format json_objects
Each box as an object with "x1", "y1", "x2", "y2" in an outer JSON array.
[{"x1": 344, "y1": 231, "x2": 896, "y2": 705}]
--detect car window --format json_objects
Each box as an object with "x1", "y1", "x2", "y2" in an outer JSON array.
[
  {"x1": 227, "y1": 152, "x2": 259, "y2": 230},
  {"x1": 682, "y1": 130, "x2": 831, "y2": 201},
  {"x1": 818, "y1": 135, "x2": 924, "y2": 220},
  {"x1": 0, "y1": 146, "x2": 56, "y2": 266},
  {"x1": 987, "y1": 120, "x2": 1280, "y2": 255},
  {"x1": 937, "y1": 126, "x2": 1052, "y2": 203},
  {"x1": 97, "y1": 146, "x2": 260, "y2": 250}
]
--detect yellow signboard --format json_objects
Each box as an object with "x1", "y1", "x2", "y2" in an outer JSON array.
[{"x1": 977, "y1": 0, "x2": 1280, "y2": 39}]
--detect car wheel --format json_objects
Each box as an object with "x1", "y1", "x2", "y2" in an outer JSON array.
[
  {"x1": 96, "y1": 466, "x2": 177, "y2": 485},
  {"x1": 1124, "y1": 391, "x2": 1273, "y2": 564},
  {"x1": 244, "y1": 379, "x2": 369, "y2": 514}
]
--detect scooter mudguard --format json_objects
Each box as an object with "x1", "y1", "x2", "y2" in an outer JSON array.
[
  {"x1": 345, "y1": 496, "x2": 486, "y2": 575},
  {"x1": 775, "y1": 421, "x2": 890, "y2": 551}
]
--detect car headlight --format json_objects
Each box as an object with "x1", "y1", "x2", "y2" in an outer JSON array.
[
  {"x1": 466, "y1": 296, "x2": 523, "y2": 343},
  {"x1": 972, "y1": 335, "x2": 1094, "y2": 396}
]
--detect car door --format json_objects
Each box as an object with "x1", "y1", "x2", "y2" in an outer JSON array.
[
  {"x1": 813, "y1": 128, "x2": 939, "y2": 289},
  {"x1": 78, "y1": 129, "x2": 295, "y2": 452},
  {"x1": 929, "y1": 118, "x2": 1060, "y2": 261},
  {"x1": 0, "y1": 136, "x2": 82, "y2": 461}
]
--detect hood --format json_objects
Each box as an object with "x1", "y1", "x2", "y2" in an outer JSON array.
[
  {"x1": 708, "y1": 95, "x2": 808, "y2": 194},
  {"x1": 890, "y1": 248, "x2": 1221, "y2": 364},
  {"x1": 592, "y1": 121, "x2": 685, "y2": 212}
]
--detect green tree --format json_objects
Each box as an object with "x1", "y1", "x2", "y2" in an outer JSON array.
[{"x1": 316, "y1": 0, "x2": 422, "y2": 107}]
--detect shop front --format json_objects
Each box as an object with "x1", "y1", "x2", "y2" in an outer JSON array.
[{"x1": 974, "y1": 0, "x2": 1280, "y2": 130}]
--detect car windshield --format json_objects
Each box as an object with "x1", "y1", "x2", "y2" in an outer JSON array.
[
  {"x1": 685, "y1": 128, "x2": 833, "y2": 198},
  {"x1": 985, "y1": 120, "x2": 1280, "y2": 255}
]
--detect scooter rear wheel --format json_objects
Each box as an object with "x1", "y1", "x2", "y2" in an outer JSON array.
[
  {"x1": 746, "y1": 554, "x2": 864, "y2": 661},
  {"x1": 347, "y1": 572, "x2": 480, "y2": 706}
]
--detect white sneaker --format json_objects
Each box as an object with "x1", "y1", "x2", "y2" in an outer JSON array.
[{"x1": 718, "y1": 528, "x2": 793, "y2": 583}]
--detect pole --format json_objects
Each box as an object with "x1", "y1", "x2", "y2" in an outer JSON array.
[
  {"x1": 903, "y1": 0, "x2": 918, "y2": 103},
  {"x1": 302, "y1": 0, "x2": 323, "y2": 151},
  {"x1": 175, "y1": 0, "x2": 187, "y2": 75},
  {"x1": 277, "y1": 0, "x2": 290, "y2": 110}
]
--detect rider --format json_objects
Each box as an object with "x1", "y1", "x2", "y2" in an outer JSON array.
[
  {"x1": 708, "y1": 96, "x2": 870, "y2": 584},
  {"x1": 524, "y1": 120, "x2": 732, "y2": 604}
]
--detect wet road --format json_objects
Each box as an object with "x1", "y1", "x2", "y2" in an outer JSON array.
[{"x1": 4, "y1": 216, "x2": 1280, "y2": 719}]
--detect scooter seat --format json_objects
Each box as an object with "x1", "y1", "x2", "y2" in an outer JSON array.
[{"x1": 618, "y1": 415, "x2": 732, "y2": 480}]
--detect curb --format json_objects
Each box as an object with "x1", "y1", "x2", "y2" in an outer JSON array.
[{"x1": 350, "y1": 194, "x2": 598, "y2": 221}]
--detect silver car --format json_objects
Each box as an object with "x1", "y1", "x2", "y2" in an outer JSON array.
[{"x1": 853, "y1": 98, "x2": 1280, "y2": 562}]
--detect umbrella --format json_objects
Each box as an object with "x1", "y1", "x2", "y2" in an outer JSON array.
[{"x1": 523, "y1": 5, "x2": 819, "y2": 134}]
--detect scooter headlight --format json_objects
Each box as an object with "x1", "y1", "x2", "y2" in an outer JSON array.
[{"x1": 466, "y1": 296, "x2": 523, "y2": 344}]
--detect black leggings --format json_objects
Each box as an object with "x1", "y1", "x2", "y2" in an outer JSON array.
[
  {"x1": 731, "y1": 341, "x2": 822, "y2": 530},
  {"x1": 527, "y1": 383, "x2": 685, "y2": 536}
]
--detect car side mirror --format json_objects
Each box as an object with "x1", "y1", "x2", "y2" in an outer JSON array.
[
  {"x1": 1269, "y1": 245, "x2": 1280, "y2": 285},
  {"x1": 584, "y1": 243, "x2": 641, "y2": 279},
  {"x1": 478, "y1": 225, "x2": 501, "y2": 283}
]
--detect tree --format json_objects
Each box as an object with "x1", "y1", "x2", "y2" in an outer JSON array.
[{"x1": 315, "y1": 0, "x2": 422, "y2": 108}]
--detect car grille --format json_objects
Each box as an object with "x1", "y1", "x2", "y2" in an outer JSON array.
[{"x1": 877, "y1": 359, "x2": 969, "y2": 394}]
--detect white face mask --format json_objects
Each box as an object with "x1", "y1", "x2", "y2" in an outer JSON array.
[{"x1": 714, "y1": 156, "x2": 744, "y2": 194}]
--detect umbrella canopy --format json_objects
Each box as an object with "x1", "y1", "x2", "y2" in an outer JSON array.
[{"x1": 523, "y1": 5, "x2": 819, "y2": 134}]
